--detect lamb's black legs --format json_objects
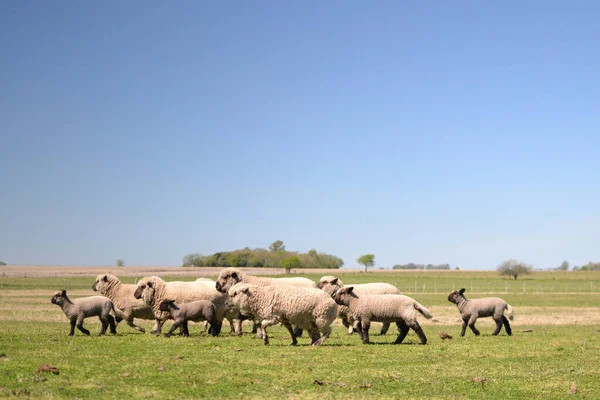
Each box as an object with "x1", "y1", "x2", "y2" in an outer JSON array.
[
  {"x1": 502, "y1": 315, "x2": 512, "y2": 336},
  {"x1": 394, "y1": 321, "x2": 410, "y2": 344}
]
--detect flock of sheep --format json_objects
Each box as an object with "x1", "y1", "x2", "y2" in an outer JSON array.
[{"x1": 50, "y1": 268, "x2": 515, "y2": 345}]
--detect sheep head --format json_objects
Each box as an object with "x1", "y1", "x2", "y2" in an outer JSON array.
[
  {"x1": 215, "y1": 268, "x2": 242, "y2": 293},
  {"x1": 50, "y1": 290, "x2": 68, "y2": 305},
  {"x1": 333, "y1": 286, "x2": 355, "y2": 306},
  {"x1": 92, "y1": 274, "x2": 118, "y2": 292},
  {"x1": 158, "y1": 299, "x2": 177, "y2": 312},
  {"x1": 447, "y1": 288, "x2": 466, "y2": 304},
  {"x1": 227, "y1": 283, "x2": 255, "y2": 313},
  {"x1": 134, "y1": 277, "x2": 161, "y2": 305}
]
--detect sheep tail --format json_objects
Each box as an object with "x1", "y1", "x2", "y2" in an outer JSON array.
[
  {"x1": 506, "y1": 303, "x2": 514, "y2": 321},
  {"x1": 413, "y1": 302, "x2": 433, "y2": 319}
]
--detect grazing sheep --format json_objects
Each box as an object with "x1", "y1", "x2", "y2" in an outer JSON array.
[
  {"x1": 447, "y1": 288, "x2": 514, "y2": 337},
  {"x1": 317, "y1": 276, "x2": 401, "y2": 335},
  {"x1": 50, "y1": 290, "x2": 121, "y2": 336},
  {"x1": 333, "y1": 286, "x2": 432, "y2": 345},
  {"x1": 228, "y1": 283, "x2": 337, "y2": 346},
  {"x1": 133, "y1": 276, "x2": 228, "y2": 336},
  {"x1": 158, "y1": 299, "x2": 217, "y2": 337},
  {"x1": 215, "y1": 268, "x2": 317, "y2": 338},
  {"x1": 92, "y1": 274, "x2": 156, "y2": 333}
]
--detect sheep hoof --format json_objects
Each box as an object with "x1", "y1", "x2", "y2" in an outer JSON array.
[{"x1": 312, "y1": 337, "x2": 326, "y2": 346}]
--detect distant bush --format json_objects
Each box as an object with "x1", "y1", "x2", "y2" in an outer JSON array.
[{"x1": 393, "y1": 263, "x2": 451, "y2": 270}]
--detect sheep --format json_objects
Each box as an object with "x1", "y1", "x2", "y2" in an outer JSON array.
[
  {"x1": 133, "y1": 276, "x2": 228, "y2": 336},
  {"x1": 158, "y1": 299, "x2": 217, "y2": 337},
  {"x1": 50, "y1": 290, "x2": 121, "y2": 336},
  {"x1": 92, "y1": 274, "x2": 156, "y2": 333},
  {"x1": 215, "y1": 267, "x2": 317, "y2": 338},
  {"x1": 447, "y1": 288, "x2": 514, "y2": 337},
  {"x1": 317, "y1": 276, "x2": 401, "y2": 335},
  {"x1": 228, "y1": 283, "x2": 337, "y2": 346},
  {"x1": 333, "y1": 286, "x2": 432, "y2": 345},
  {"x1": 192, "y1": 277, "x2": 241, "y2": 335}
]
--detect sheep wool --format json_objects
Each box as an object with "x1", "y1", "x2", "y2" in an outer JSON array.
[
  {"x1": 317, "y1": 276, "x2": 401, "y2": 335},
  {"x1": 334, "y1": 287, "x2": 432, "y2": 345},
  {"x1": 92, "y1": 274, "x2": 156, "y2": 333},
  {"x1": 228, "y1": 283, "x2": 337, "y2": 346},
  {"x1": 51, "y1": 290, "x2": 121, "y2": 336},
  {"x1": 133, "y1": 276, "x2": 228, "y2": 336},
  {"x1": 447, "y1": 288, "x2": 514, "y2": 337}
]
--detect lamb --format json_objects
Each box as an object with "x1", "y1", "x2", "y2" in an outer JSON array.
[
  {"x1": 227, "y1": 283, "x2": 337, "y2": 346},
  {"x1": 317, "y1": 276, "x2": 401, "y2": 335},
  {"x1": 194, "y1": 277, "x2": 241, "y2": 335},
  {"x1": 447, "y1": 288, "x2": 514, "y2": 337},
  {"x1": 133, "y1": 276, "x2": 228, "y2": 336},
  {"x1": 92, "y1": 274, "x2": 156, "y2": 333},
  {"x1": 333, "y1": 286, "x2": 432, "y2": 345},
  {"x1": 215, "y1": 267, "x2": 317, "y2": 337},
  {"x1": 50, "y1": 290, "x2": 121, "y2": 336},
  {"x1": 158, "y1": 299, "x2": 217, "y2": 337}
]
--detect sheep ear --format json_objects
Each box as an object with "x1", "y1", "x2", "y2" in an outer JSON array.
[
  {"x1": 241, "y1": 286, "x2": 250, "y2": 294},
  {"x1": 346, "y1": 286, "x2": 354, "y2": 294},
  {"x1": 459, "y1": 288, "x2": 466, "y2": 295},
  {"x1": 331, "y1": 278, "x2": 338, "y2": 285},
  {"x1": 103, "y1": 275, "x2": 108, "y2": 282},
  {"x1": 61, "y1": 290, "x2": 67, "y2": 296},
  {"x1": 231, "y1": 272, "x2": 238, "y2": 281},
  {"x1": 147, "y1": 281, "x2": 153, "y2": 288}
]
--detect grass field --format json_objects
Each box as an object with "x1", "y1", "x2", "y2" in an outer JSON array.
[{"x1": 0, "y1": 268, "x2": 599, "y2": 399}]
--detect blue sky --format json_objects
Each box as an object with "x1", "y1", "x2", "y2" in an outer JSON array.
[{"x1": 1, "y1": 1, "x2": 599, "y2": 269}]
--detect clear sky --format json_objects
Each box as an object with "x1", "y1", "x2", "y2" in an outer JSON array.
[{"x1": 1, "y1": 1, "x2": 599, "y2": 269}]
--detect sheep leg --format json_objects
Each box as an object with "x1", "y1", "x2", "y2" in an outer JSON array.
[
  {"x1": 76, "y1": 317, "x2": 90, "y2": 336},
  {"x1": 154, "y1": 319, "x2": 164, "y2": 336},
  {"x1": 281, "y1": 321, "x2": 298, "y2": 346},
  {"x1": 164, "y1": 320, "x2": 181, "y2": 337},
  {"x1": 107, "y1": 315, "x2": 117, "y2": 335},
  {"x1": 233, "y1": 319, "x2": 243, "y2": 336},
  {"x1": 502, "y1": 315, "x2": 512, "y2": 336},
  {"x1": 468, "y1": 317, "x2": 480, "y2": 336},
  {"x1": 394, "y1": 321, "x2": 410, "y2": 344},
  {"x1": 492, "y1": 317, "x2": 503, "y2": 336},
  {"x1": 293, "y1": 327, "x2": 304, "y2": 338},
  {"x1": 98, "y1": 316, "x2": 108, "y2": 336},
  {"x1": 410, "y1": 321, "x2": 427, "y2": 344},
  {"x1": 182, "y1": 321, "x2": 190, "y2": 337},
  {"x1": 212, "y1": 320, "x2": 223, "y2": 336},
  {"x1": 379, "y1": 322, "x2": 391, "y2": 335},
  {"x1": 69, "y1": 319, "x2": 76, "y2": 336},
  {"x1": 310, "y1": 323, "x2": 326, "y2": 346},
  {"x1": 126, "y1": 319, "x2": 146, "y2": 333},
  {"x1": 355, "y1": 320, "x2": 364, "y2": 341},
  {"x1": 150, "y1": 322, "x2": 159, "y2": 334},
  {"x1": 360, "y1": 321, "x2": 371, "y2": 344},
  {"x1": 460, "y1": 318, "x2": 468, "y2": 337}
]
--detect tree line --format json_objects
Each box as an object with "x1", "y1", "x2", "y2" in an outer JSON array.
[
  {"x1": 392, "y1": 263, "x2": 451, "y2": 270},
  {"x1": 182, "y1": 240, "x2": 343, "y2": 269}
]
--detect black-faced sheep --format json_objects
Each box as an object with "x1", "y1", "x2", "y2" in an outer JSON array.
[
  {"x1": 50, "y1": 290, "x2": 120, "y2": 336},
  {"x1": 333, "y1": 286, "x2": 432, "y2": 345},
  {"x1": 447, "y1": 288, "x2": 514, "y2": 337},
  {"x1": 228, "y1": 283, "x2": 337, "y2": 346},
  {"x1": 92, "y1": 274, "x2": 156, "y2": 333},
  {"x1": 317, "y1": 276, "x2": 401, "y2": 335},
  {"x1": 158, "y1": 299, "x2": 217, "y2": 337},
  {"x1": 133, "y1": 276, "x2": 227, "y2": 336}
]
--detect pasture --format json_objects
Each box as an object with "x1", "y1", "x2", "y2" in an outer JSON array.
[{"x1": 0, "y1": 268, "x2": 599, "y2": 399}]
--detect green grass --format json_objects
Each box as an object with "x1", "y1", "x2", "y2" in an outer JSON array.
[
  {"x1": 1, "y1": 270, "x2": 599, "y2": 399},
  {"x1": 0, "y1": 322, "x2": 598, "y2": 399}
]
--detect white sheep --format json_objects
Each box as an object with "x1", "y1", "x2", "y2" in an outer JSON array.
[
  {"x1": 215, "y1": 268, "x2": 317, "y2": 338},
  {"x1": 51, "y1": 290, "x2": 122, "y2": 336},
  {"x1": 317, "y1": 276, "x2": 401, "y2": 335},
  {"x1": 133, "y1": 276, "x2": 228, "y2": 336},
  {"x1": 447, "y1": 288, "x2": 514, "y2": 336},
  {"x1": 228, "y1": 283, "x2": 337, "y2": 346},
  {"x1": 158, "y1": 299, "x2": 217, "y2": 337},
  {"x1": 92, "y1": 274, "x2": 156, "y2": 333},
  {"x1": 333, "y1": 286, "x2": 432, "y2": 345}
]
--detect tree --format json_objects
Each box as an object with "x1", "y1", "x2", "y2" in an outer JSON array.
[
  {"x1": 558, "y1": 260, "x2": 569, "y2": 271},
  {"x1": 281, "y1": 255, "x2": 302, "y2": 274},
  {"x1": 0, "y1": 261, "x2": 6, "y2": 266},
  {"x1": 357, "y1": 254, "x2": 375, "y2": 273},
  {"x1": 116, "y1": 259, "x2": 125, "y2": 267},
  {"x1": 269, "y1": 240, "x2": 286, "y2": 253},
  {"x1": 497, "y1": 259, "x2": 532, "y2": 280}
]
